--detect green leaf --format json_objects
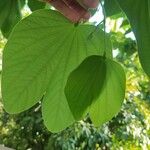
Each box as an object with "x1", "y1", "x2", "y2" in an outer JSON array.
[
  {"x1": 2, "y1": 10, "x2": 112, "y2": 132},
  {"x1": 20, "y1": 0, "x2": 26, "y2": 8},
  {"x1": 104, "y1": 0, "x2": 122, "y2": 17},
  {"x1": 65, "y1": 55, "x2": 106, "y2": 120},
  {"x1": 89, "y1": 58, "x2": 126, "y2": 126},
  {"x1": 117, "y1": 0, "x2": 150, "y2": 76},
  {"x1": 0, "y1": 0, "x2": 22, "y2": 38},
  {"x1": 28, "y1": 0, "x2": 46, "y2": 11}
]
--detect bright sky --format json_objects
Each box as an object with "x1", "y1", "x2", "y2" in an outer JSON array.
[
  {"x1": 89, "y1": 5, "x2": 136, "y2": 58},
  {"x1": 90, "y1": 6, "x2": 135, "y2": 40},
  {"x1": 89, "y1": 6, "x2": 104, "y2": 24}
]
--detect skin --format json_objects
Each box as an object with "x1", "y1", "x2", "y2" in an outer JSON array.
[{"x1": 47, "y1": 0, "x2": 99, "y2": 22}]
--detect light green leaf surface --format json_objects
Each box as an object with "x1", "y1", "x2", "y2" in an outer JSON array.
[
  {"x1": 0, "y1": 0, "x2": 22, "y2": 38},
  {"x1": 2, "y1": 10, "x2": 112, "y2": 132},
  {"x1": 65, "y1": 55, "x2": 106, "y2": 120},
  {"x1": 117, "y1": 0, "x2": 150, "y2": 76},
  {"x1": 90, "y1": 58, "x2": 126, "y2": 126}
]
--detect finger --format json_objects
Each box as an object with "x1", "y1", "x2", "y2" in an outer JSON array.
[
  {"x1": 49, "y1": 0, "x2": 91, "y2": 23},
  {"x1": 78, "y1": 0, "x2": 99, "y2": 8},
  {"x1": 63, "y1": 0, "x2": 91, "y2": 18}
]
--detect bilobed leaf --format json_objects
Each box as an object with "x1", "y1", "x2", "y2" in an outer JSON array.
[
  {"x1": 28, "y1": 0, "x2": 46, "y2": 11},
  {"x1": 2, "y1": 10, "x2": 112, "y2": 132},
  {"x1": 89, "y1": 59, "x2": 126, "y2": 126},
  {"x1": 0, "y1": 0, "x2": 22, "y2": 38},
  {"x1": 65, "y1": 55, "x2": 106, "y2": 120},
  {"x1": 117, "y1": 0, "x2": 150, "y2": 76},
  {"x1": 42, "y1": 24, "x2": 112, "y2": 132}
]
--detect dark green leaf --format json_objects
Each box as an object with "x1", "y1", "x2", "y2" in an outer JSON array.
[
  {"x1": 0, "y1": 0, "x2": 22, "y2": 38},
  {"x1": 28, "y1": 0, "x2": 46, "y2": 11},
  {"x1": 104, "y1": 0, "x2": 122, "y2": 17},
  {"x1": 117, "y1": 0, "x2": 150, "y2": 76},
  {"x1": 65, "y1": 55, "x2": 106, "y2": 120}
]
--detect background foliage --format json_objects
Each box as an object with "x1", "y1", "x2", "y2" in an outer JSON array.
[{"x1": 0, "y1": 0, "x2": 150, "y2": 149}]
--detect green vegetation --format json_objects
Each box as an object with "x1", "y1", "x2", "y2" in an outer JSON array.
[{"x1": 0, "y1": 0, "x2": 149, "y2": 149}]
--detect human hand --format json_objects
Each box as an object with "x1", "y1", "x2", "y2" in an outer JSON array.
[{"x1": 47, "y1": 0, "x2": 99, "y2": 22}]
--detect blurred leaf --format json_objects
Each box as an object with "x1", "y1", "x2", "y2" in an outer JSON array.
[
  {"x1": 20, "y1": 0, "x2": 26, "y2": 8},
  {"x1": 120, "y1": 19, "x2": 129, "y2": 28},
  {"x1": 104, "y1": 0, "x2": 122, "y2": 17},
  {"x1": 117, "y1": 0, "x2": 150, "y2": 76},
  {"x1": 0, "y1": 0, "x2": 22, "y2": 38},
  {"x1": 65, "y1": 56, "x2": 106, "y2": 120},
  {"x1": 89, "y1": 59, "x2": 126, "y2": 126},
  {"x1": 2, "y1": 10, "x2": 112, "y2": 132},
  {"x1": 28, "y1": 0, "x2": 46, "y2": 11}
]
